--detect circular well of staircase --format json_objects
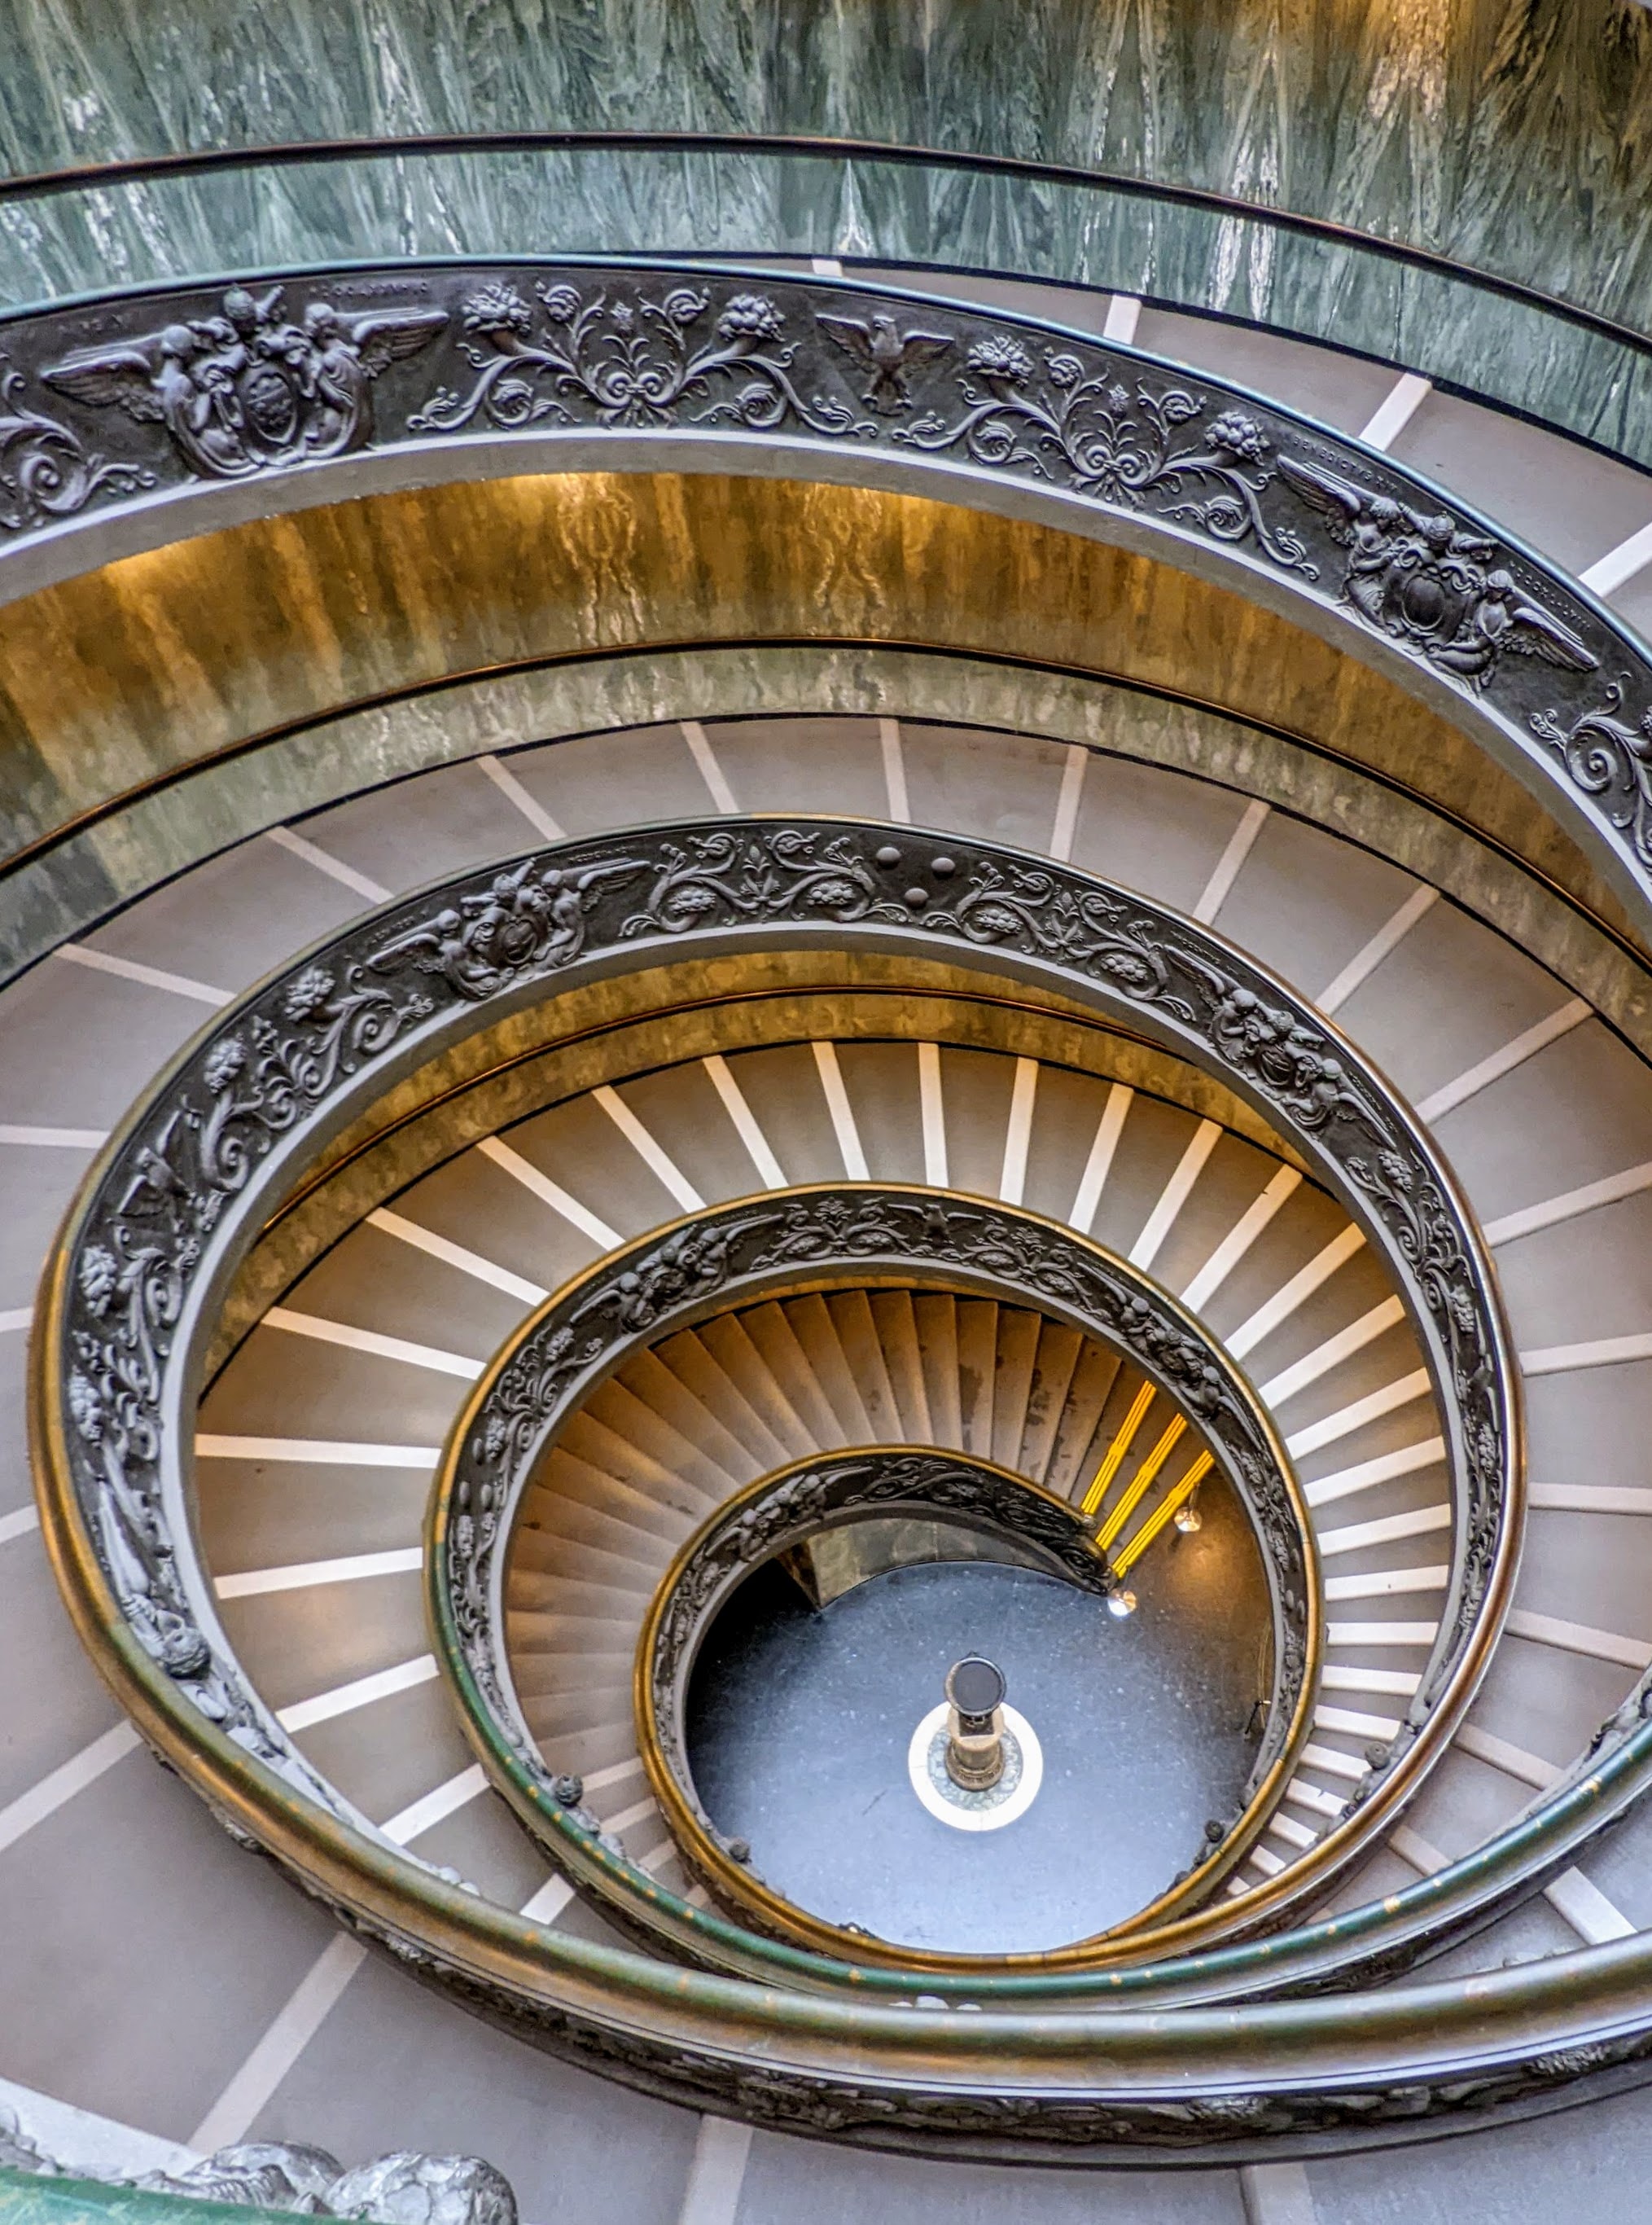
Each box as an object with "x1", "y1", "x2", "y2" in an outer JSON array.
[{"x1": 681, "y1": 1490, "x2": 1269, "y2": 1955}]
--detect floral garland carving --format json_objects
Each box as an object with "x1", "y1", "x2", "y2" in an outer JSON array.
[
  {"x1": 0, "y1": 355, "x2": 153, "y2": 529},
  {"x1": 408, "y1": 280, "x2": 876, "y2": 439},
  {"x1": 40, "y1": 814, "x2": 1536, "y2": 2130},
  {"x1": 60, "y1": 957, "x2": 432, "y2": 1805},
  {"x1": 55, "y1": 820, "x2": 1507, "y2": 1823},
  {"x1": 896, "y1": 339, "x2": 1315, "y2": 573}
]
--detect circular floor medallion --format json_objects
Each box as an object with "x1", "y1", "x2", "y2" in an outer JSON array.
[{"x1": 907, "y1": 1702, "x2": 1045, "y2": 1832}]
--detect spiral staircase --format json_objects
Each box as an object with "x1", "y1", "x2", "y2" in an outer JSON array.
[{"x1": 7, "y1": 7, "x2": 1652, "y2": 2223}]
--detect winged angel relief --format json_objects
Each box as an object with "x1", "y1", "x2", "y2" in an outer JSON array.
[
  {"x1": 42, "y1": 284, "x2": 446, "y2": 480},
  {"x1": 1278, "y1": 454, "x2": 1596, "y2": 691}
]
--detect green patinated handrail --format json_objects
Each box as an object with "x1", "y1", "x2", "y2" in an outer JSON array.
[
  {"x1": 0, "y1": 261, "x2": 1648, "y2": 927},
  {"x1": 34, "y1": 815, "x2": 1612, "y2": 2159},
  {"x1": 0, "y1": 2175, "x2": 291, "y2": 2225}
]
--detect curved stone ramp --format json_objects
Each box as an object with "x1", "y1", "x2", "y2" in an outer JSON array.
[{"x1": 3, "y1": 715, "x2": 1652, "y2": 2210}]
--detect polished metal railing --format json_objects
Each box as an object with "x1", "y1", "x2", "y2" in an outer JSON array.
[
  {"x1": 1, "y1": 261, "x2": 1648, "y2": 933},
  {"x1": 430, "y1": 1194, "x2": 1317, "y2": 1971},
  {"x1": 32, "y1": 817, "x2": 1593, "y2": 2156}
]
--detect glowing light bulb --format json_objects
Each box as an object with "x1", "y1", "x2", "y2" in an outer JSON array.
[
  {"x1": 1106, "y1": 1587, "x2": 1138, "y2": 1619},
  {"x1": 1173, "y1": 1500, "x2": 1203, "y2": 1534}
]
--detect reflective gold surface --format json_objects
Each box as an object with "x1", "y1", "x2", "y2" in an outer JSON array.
[
  {"x1": 204, "y1": 960, "x2": 1303, "y2": 1380},
  {"x1": 0, "y1": 470, "x2": 1627, "y2": 949}
]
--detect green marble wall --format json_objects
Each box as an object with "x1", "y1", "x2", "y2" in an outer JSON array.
[
  {"x1": 0, "y1": 0, "x2": 1648, "y2": 336},
  {"x1": 7, "y1": 147, "x2": 1651, "y2": 470}
]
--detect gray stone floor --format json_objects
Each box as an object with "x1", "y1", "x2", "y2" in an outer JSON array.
[{"x1": 686, "y1": 1549, "x2": 1262, "y2": 1953}]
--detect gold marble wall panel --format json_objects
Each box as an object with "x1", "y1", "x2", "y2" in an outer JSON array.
[{"x1": 0, "y1": 469, "x2": 1616, "y2": 938}]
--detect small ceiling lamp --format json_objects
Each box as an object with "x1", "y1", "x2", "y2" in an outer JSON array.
[
  {"x1": 1173, "y1": 1497, "x2": 1203, "y2": 1534},
  {"x1": 1106, "y1": 1587, "x2": 1138, "y2": 1619}
]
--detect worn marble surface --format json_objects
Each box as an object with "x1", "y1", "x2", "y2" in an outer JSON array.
[{"x1": 0, "y1": 2, "x2": 1648, "y2": 465}]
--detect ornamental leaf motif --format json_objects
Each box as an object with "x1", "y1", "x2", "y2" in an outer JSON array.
[
  {"x1": 409, "y1": 281, "x2": 876, "y2": 440},
  {"x1": 1531, "y1": 678, "x2": 1652, "y2": 868},
  {"x1": 54, "y1": 816, "x2": 1510, "y2": 1961},
  {"x1": 894, "y1": 340, "x2": 1316, "y2": 574},
  {"x1": 440, "y1": 1183, "x2": 1317, "y2": 1873},
  {"x1": 59, "y1": 957, "x2": 432, "y2": 1794},
  {"x1": 0, "y1": 356, "x2": 155, "y2": 530}
]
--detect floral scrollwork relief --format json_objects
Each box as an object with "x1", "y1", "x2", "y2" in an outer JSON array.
[
  {"x1": 0, "y1": 355, "x2": 155, "y2": 529},
  {"x1": 895, "y1": 339, "x2": 1317, "y2": 573},
  {"x1": 0, "y1": 259, "x2": 1648, "y2": 902},
  {"x1": 1531, "y1": 677, "x2": 1652, "y2": 870},
  {"x1": 437, "y1": 1183, "x2": 1317, "y2": 1885},
  {"x1": 408, "y1": 280, "x2": 877, "y2": 439}
]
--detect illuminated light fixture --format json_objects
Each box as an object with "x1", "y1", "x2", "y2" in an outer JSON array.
[
  {"x1": 1093, "y1": 1414, "x2": 1187, "y2": 1551},
  {"x1": 1079, "y1": 1380, "x2": 1155, "y2": 1517},
  {"x1": 1106, "y1": 1588, "x2": 1138, "y2": 1619},
  {"x1": 1111, "y1": 1451, "x2": 1216, "y2": 1578},
  {"x1": 1173, "y1": 1499, "x2": 1203, "y2": 1535}
]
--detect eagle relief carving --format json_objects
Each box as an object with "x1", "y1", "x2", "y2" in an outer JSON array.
[
  {"x1": 817, "y1": 309, "x2": 953, "y2": 411},
  {"x1": 42, "y1": 283, "x2": 446, "y2": 480}
]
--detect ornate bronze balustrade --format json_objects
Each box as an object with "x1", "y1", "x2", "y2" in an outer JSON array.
[
  {"x1": 1, "y1": 260, "x2": 1650, "y2": 924},
  {"x1": 431, "y1": 1196, "x2": 1317, "y2": 1970},
  {"x1": 629, "y1": 1445, "x2": 1277, "y2": 1959},
  {"x1": 33, "y1": 813, "x2": 1569, "y2": 2152}
]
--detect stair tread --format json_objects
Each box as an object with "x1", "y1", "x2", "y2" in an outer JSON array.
[
  {"x1": 868, "y1": 1288, "x2": 933, "y2": 1442},
  {"x1": 1021, "y1": 1320, "x2": 1085, "y2": 1481},
  {"x1": 559, "y1": 1407, "x2": 729, "y2": 1507},
  {"x1": 647, "y1": 1329, "x2": 798, "y2": 1468},
  {"x1": 992, "y1": 1306, "x2": 1043, "y2": 1471},
  {"x1": 581, "y1": 1380, "x2": 753, "y2": 1496},
  {"x1": 826, "y1": 1289, "x2": 904, "y2": 1440},
  {"x1": 735, "y1": 1301, "x2": 848, "y2": 1446},
  {"x1": 615, "y1": 1345, "x2": 773, "y2": 1478},
  {"x1": 694, "y1": 1313, "x2": 817, "y2": 1459},
  {"x1": 1046, "y1": 1341, "x2": 1124, "y2": 1498},
  {"x1": 786, "y1": 1291, "x2": 875, "y2": 1440},
  {"x1": 955, "y1": 1297, "x2": 1000, "y2": 1459},
  {"x1": 523, "y1": 1446, "x2": 703, "y2": 1537},
  {"x1": 912, "y1": 1292, "x2": 965, "y2": 1450}
]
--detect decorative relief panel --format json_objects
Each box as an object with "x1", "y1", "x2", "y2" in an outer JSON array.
[
  {"x1": 0, "y1": 261, "x2": 1645, "y2": 898},
  {"x1": 437, "y1": 1188, "x2": 1315, "y2": 1827},
  {"x1": 45, "y1": 819, "x2": 1509, "y2": 1870}
]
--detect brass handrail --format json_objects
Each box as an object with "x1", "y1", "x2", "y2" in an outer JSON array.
[
  {"x1": 628, "y1": 1444, "x2": 1286, "y2": 1961},
  {"x1": 0, "y1": 260, "x2": 1648, "y2": 921}
]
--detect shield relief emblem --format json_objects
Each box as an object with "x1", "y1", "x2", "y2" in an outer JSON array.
[{"x1": 238, "y1": 359, "x2": 302, "y2": 455}]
